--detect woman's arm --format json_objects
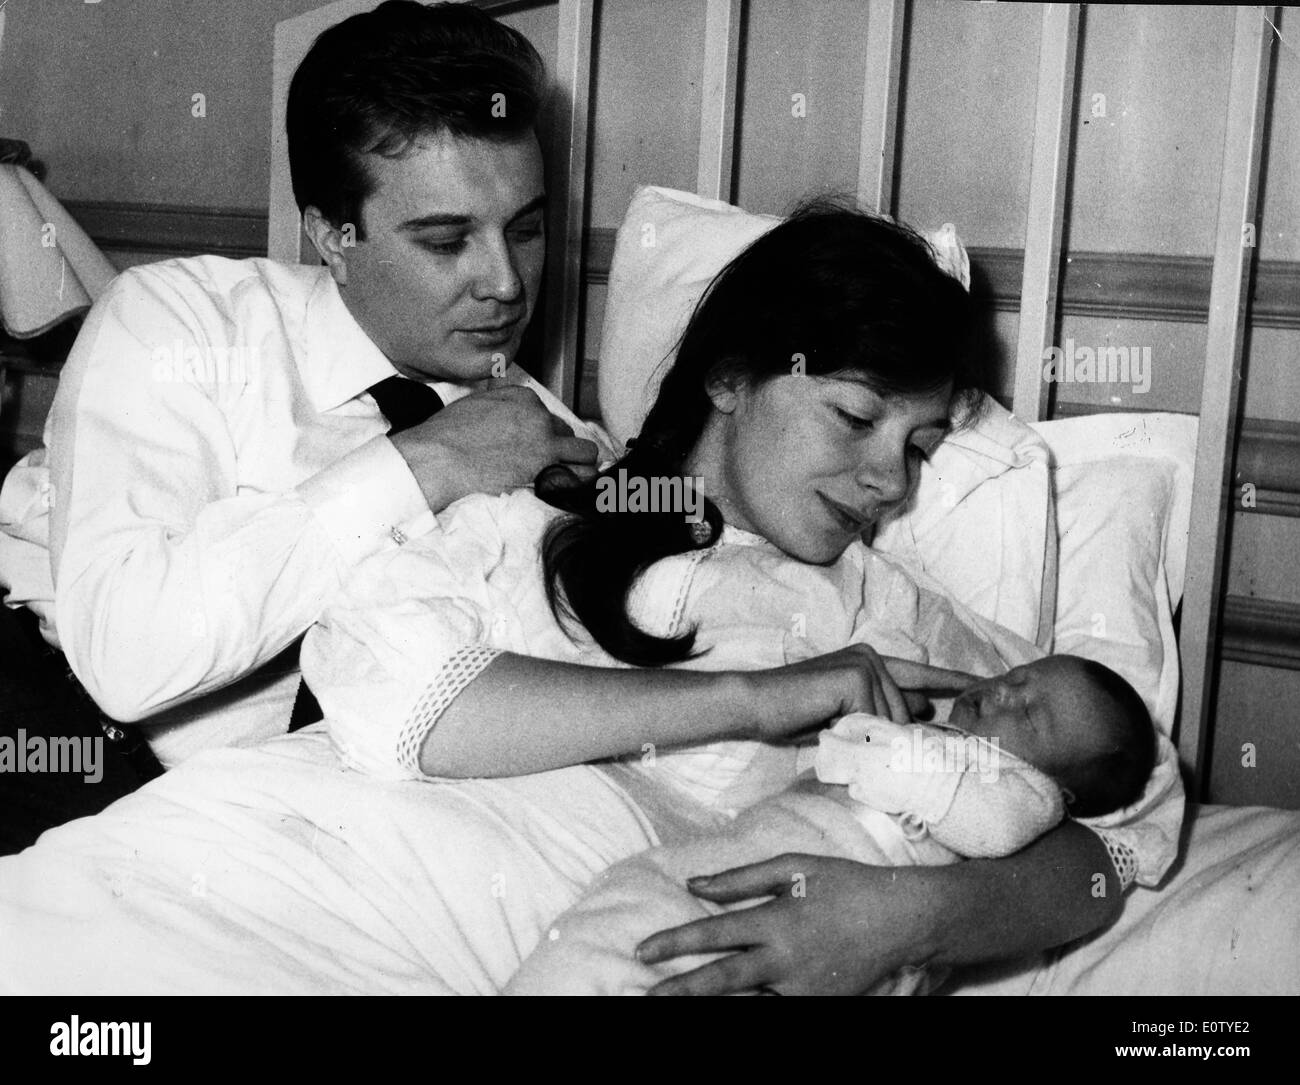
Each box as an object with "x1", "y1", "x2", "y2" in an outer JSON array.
[
  {"x1": 635, "y1": 819, "x2": 1118, "y2": 995},
  {"x1": 423, "y1": 654, "x2": 756, "y2": 777},
  {"x1": 919, "y1": 820, "x2": 1120, "y2": 966},
  {"x1": 423, "y1": 648, "x2": 972, "y2": 777}
]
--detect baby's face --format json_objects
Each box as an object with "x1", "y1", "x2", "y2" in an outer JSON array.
[{"x1": 945, "y1": 656, "x2": 1111, "y2": 779}]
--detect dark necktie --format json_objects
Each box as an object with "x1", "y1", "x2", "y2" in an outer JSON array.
[
  {"x1": 365, "y1": 374, "x2": 445, "y2": 435},
  {"x1": 286, "y1": 376, "x2": 445, "y2": 731}
]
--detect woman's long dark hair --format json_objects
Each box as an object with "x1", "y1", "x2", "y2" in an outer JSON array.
[{"x1": 537, "y1": 199, "x2": 987, "y2": 667}]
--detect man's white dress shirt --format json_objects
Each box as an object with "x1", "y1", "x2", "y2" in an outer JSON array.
[{"x1": 0, "y1": 254, "x2": 610, "y2": 767}]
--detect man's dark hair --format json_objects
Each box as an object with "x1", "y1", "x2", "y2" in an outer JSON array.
[{"x1": 287, "y1": 0, "x2": 546, "y2": 237}]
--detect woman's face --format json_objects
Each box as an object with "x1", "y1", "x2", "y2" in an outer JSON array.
[{"x1": 691, "y1": 372, "x2": 953, "y2": 564}]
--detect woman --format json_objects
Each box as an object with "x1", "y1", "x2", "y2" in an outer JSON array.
[{"x1": 299, "y1": 202, "x2": 1174, "y2": 994}]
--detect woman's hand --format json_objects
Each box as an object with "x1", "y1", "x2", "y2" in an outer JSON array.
[
  {"x1": 747, "y1": 645, "x2": 974, "y2": 741},
  {"x1": 635, "y1": 853, "x2": 940, "y2": 995},
  {"x1": 635, "y1": 822, "x2": 1120, "y2": 995}
]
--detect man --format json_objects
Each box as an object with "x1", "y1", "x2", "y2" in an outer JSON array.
[{"x1": 0, "y1": 0, "x2": 605, "y2": 851}]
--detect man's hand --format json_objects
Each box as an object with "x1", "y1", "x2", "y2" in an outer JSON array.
[
  {"x1": 635, "y1": 854, "x2": 942, "y2": 996},
  {"x1": 390, "y1": 385, "x2": 598, "y2": 513}
]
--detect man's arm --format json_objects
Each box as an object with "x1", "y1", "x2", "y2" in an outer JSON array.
[
  {"x1": 49, "y1": 270, "x2": 599, "y2": 725},
  {"x1": 46, "y1": 271, "x2": 426, "y2": 722}
]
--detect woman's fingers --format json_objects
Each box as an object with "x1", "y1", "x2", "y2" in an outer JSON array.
[
  {"x1": 851, "y1": 645, "x2": 909, "y2": 723},
  {"x1": 634, "y1": 856, "x2": 802, "y2": 965},
  {"x1": 683, "y1": 854, "x2": 805, "y2": 904},
  {"x1": 552, "y1": 434, "x2": 600, "y2": 464},
  {"x1": 849, "y1": 643, "x2": 890, "y2": 720},
  {"x1": 865, "y1": 666, "x2": 886, "y2": 718},
  {"x1": 636, "y1": 908, "x2": 765, "y2": 965},
  {"x1": 881, "y1": 658, "x2": 977, "y2": 694},
  {"x1": 646, "y1": 950, "x2": 774, "y2": 997},
  {"x1": 876, "y1": 662, "x2": 911, "y2": 724},
  {"x1": 904, "y1": 692, "x2": 935, "y2": 720}
]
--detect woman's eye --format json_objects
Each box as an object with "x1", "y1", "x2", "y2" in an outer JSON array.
[
  {"x1": 509, "y1": 222, "x2": 545, "y2": 244},
  {"x1": 836, "y1": 409, "x2": 873, "y2": 431},
  {"x1": 420, "y1": 238, "x2": 467, "y2": 255}
]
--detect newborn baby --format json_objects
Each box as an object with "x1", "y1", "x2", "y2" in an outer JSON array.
[
  {"x1": 506, "y1": 654, "x2": 1155, "y2": 996},
  {"x1": 815, "y1": 653, "x2": 1157, "y2": 855}
]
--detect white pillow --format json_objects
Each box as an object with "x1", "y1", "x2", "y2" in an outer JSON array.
[
  {"x1": 596, "y1": 185, "x2": 1053, "y2": 646},
  {"x1": 873, "y1": 399, "x2": 1057, "y2": 649},
  {"x1": 1030, "y1": 412, "x2": 1197, "y2": 736}
]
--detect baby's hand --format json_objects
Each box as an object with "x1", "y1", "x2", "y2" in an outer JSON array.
[{"x1": 814, "y1": 716, "x2": 916, "y2": 814}]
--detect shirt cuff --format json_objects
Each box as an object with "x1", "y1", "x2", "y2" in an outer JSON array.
[
  {"x1": 1091, "y1": 828, "x2": 1139, "y2": 892},
  {"x1": 294, "y1": 436, "x2": 434, "y2": 566},
  {"x1": 396, "y1": 644, "x2": 503, "y2": 776}
]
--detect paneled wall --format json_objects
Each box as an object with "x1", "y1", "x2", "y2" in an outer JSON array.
[{"x1": 1, "y1": 0, "x2": 1296, "y2": 805}]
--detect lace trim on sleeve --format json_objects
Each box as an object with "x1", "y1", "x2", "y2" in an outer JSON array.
[
  {"x1": 395, "y1": 645, "x2": 502, "y2": 775},
  {"x1": 1094, "y1": 828, "x2": 1139, "y2": 891}
]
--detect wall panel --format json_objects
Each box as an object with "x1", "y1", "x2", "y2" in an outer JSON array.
[
  {"x1": 894, "y1": 1, "x2": 1040, "y2": 248},
  {"x1": 1067, "y1": 4, "x2": 1234, "y2": 256},
  {"x1": 733, "y1": 0, "x2": 871, "y2": 214}
]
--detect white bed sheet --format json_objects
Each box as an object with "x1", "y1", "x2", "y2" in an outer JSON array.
[
  {"x1": 0, "y1": 729, "x2": 660, "y2": 994},
  {"x1": 948, "y1": 802, "x2": 1300, "y2": 995},
  {"x1": 1, "y1": 728, "x2": 1296, "y2": 995}
]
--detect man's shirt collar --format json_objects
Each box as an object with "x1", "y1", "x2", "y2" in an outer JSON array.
[
  {"x1": 301, "y1": 270, "x2": 402, "y2": 413},
  {"x1": 296, "y1": 267, "x2": 579, "y2": 424}
]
